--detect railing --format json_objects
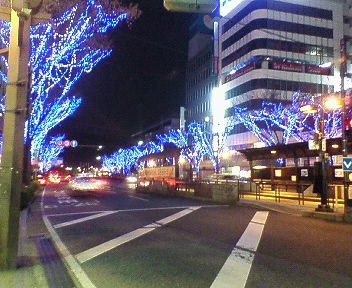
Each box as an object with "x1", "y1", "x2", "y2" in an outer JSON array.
[{"x1": 240, "y1": 180, "x2": 344, "y2": 207}]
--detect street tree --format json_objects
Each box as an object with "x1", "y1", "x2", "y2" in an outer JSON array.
[
  {"x1": 0, "y1": 0, "x2": 139, "y2": 170},
  {"x1": 231, "y1": 91, "x2": 342, "y2": 147}
]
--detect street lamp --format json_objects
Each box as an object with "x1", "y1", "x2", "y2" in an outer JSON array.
[{"x1": 300, "y1": 97, "x2": 342, "y2": 212}]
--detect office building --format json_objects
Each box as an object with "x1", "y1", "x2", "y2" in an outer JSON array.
[{"x1": 218, "y1": 0, "x2": 352, "y2": 149}]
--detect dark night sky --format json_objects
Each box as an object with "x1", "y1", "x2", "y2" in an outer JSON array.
[{"x1": 54, "y1": 1, "x2": 194, "y2": 165}]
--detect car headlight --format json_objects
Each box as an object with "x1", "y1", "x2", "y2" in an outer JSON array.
[{"x1": 126, "y1": 176, "x2": 137, "y2": 183}]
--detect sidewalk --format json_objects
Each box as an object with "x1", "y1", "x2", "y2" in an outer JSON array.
[
  {"x1": 238, "y1": 196, "x2": 347, "y2": 222},
  {"x1": 0, "y1": 193, "x2": 74, "y2": 288}
]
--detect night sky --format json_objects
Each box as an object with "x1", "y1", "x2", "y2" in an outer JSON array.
[{"x1": 54, "y1": 1, "x2": 194, "y2": 165}]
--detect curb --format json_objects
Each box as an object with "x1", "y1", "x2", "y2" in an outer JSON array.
[
  {"x1": 16, "y1": 206, "x2": 50, "y2": 288},
  {"x1": 301, "y1": 210, "x2": 345, "y2": 222},
  {"x1": 237, "y1": 200, "x2": 303, "y2": 216}
]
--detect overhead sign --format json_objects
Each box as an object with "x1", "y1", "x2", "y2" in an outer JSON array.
[{"x1": 343, "y1": 157, "x2": 352, "y2": 171}]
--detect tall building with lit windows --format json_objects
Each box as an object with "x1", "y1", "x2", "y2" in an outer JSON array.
[
  {"x1": 218, "y1": 0, "x2": 352, "y2": 149},
  {"x1": 185, "y1": 15, "x2": 218, "y2": 126}
]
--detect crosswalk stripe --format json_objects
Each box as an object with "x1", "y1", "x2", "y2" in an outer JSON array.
[
  {"x1": 53, "y1": 211, "x2": 117, "y2": 229},
  {"x1": 210, "y1": 211, "x2": 269, "y2": 288},
  {"x1": 75, "y1": 207, "x2": 201, "y2": 264}
]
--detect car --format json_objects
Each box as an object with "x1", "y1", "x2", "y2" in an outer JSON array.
[{"x1": 67, "y1": 177, "x2": 112, "y2": 196}]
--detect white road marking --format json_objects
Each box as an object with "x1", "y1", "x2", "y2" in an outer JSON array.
[
  {"x1": 53, "y1": 211, "x2": 118, "y2": 229},
  {"x1": 47, "y1": 205, "x2": 226, "y2": 217},
  {"x1": 210, "y1": 211, "x2": 269, "y2": 288},
  {"x1": 41, "y1": 187, "x2": 97, "y2": 288},
  {"x1": 76, "y1": 206, "x2": 201, "y2": 264},
  {"x1": 128, "y1": 195, "x2": 149, "y2": 201}
]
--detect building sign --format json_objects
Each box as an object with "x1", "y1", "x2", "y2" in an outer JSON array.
[
  {"x1": 220, "y1": 0, "x2": 245, "y2": 16},
  {"x1": 305, "y1": 65, "x2": 330, "y2": 75},
  {"x1": 343, "y1": 157, "x2": 352, "y2": 171},
  {"x1": 301, "y1": 169, "x2": 309, "y2": 177},
  {"x1": 274, "y1": 169, "x2": 282, "y2": 177},
  {"x1": 271, "y1": 61, "x2": 304, "y2": 73},
  {"x1": 224, "y1": 63, "x2": 255, "y2": 83},
  {"x1": 335, "y1": 169, "x2": 343, "y2": 178},
  {"x1": 139, "y1": 166, "x2": 176, "y2": 179},
  {"x1": 273, "y1": 42, "x2": 305, "y2": 53}
]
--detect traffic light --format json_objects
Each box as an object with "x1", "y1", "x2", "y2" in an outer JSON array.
[
  {"x1": 345, "y1": 117, "x2": 352, "y2": 129},
  {"x1": 346, "y1": 118, "x2": 352, "y2": 143}
]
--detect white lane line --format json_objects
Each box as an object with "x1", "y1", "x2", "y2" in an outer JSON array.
[
  {"x1": 128, "y1": 195, "x2": 149, "y2": 201},
  {"x1": 210, "y1": 211, "x2": 269, "y2": 288},
  {"x1": 53, "y1": 211, "x2": 117, "y2": 229},
  {"x1": 41, "y1": 187, "x2": 97, "y2": 288},
  {"x1": 76, "y1": 206, "x2": 201, "y2": 264},
  {"x1": 47, "y1": 205, "x2": 226, "y2": 217}
]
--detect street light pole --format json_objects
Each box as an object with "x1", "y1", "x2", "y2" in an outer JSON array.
[
  {"x1": 317, "y1": 100, "x2": 330, "y2": 211},
  {"x1": 0, "y1": 8, "x2": 32, "y2": 270},
  {"x1": 0, "y1": 1, "x2": 50, "y2": 270}
]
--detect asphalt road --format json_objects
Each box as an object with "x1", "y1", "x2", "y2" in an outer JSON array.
[{"x1": 41, "y1": 181, "x2": 352, "y2": 288}]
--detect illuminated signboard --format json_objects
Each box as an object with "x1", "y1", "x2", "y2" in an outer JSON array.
[{"x1": 220, "y1": 0, "x2": 245, "y2": 17}]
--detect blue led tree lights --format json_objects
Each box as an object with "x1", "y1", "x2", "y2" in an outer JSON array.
[
  {"x1": 102, "y1": 121, "x2": 216, "y2": 175},
  {"x1": 232, "y1": 91, "x2": 342, "y2": 147},
  {"x1": 0, "y1": 0, "x2": 131, "y2": 170}
]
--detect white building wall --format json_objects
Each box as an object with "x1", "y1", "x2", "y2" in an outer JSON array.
[{"x1": 217, "y1": 0, "x2": 351, "y2": 150}]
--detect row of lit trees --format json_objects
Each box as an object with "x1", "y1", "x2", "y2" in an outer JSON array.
[
  {"x1": 0, "y1": 0, "x2": 138, "y2": 171},
  {"x1": 102, "y1": 91, "x2": 345, "y2": 176},
  {"x1": 231, "y1": 91, "x2": 343, "y2": 146},
  {"x1": 102, "y1": 121, "x2": 216, "y2": 175}
]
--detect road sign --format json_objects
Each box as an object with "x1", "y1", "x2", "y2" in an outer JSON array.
[
  {"x1": 70, "y1": 140, "x2": 78, "y2": 148},
  {"x1": 343, "y1": 157, "x2": 352, "y2": 171}
]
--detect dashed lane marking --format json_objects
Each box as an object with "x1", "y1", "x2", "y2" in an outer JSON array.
[
  {"x1": 128, "y1": 195, "x2": 149, "y2": 201},
  {"x1": 75, "y1": 207, "x2": 202, "y2": 264},
  {"x1": 210, "y1": 211, "x2": 269, "y2": 288}
]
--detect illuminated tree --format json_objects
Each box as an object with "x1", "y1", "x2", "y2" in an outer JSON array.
[
  {"x1": 38, "y1": 134, "x2": 66, "y2": 172},
  {"x1": 103, "y1": 122, "x2": 216, "y2": 175},
  {"x1": 182, "y1": 122, "x2": 215, "y2": 173},
  {"x1": 231, "y1": 91, "x2": 342, "y2": 147},
  {"x1": 102, "y1": 141, "x2": 163, "y2": 175},
  {"x1": 0, "y1": 0, "x2": 139, "y2": 168}
]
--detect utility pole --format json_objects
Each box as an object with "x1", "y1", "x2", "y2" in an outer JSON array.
[
  {"x1": 0, "y1": 0, "x2": 50, "y2": 270},
  {"x1": 340, "y1": 38, "x2": 352, "y2": 222}
]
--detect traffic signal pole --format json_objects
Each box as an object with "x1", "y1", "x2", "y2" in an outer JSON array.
[
  {"x1": 340, "y1": 38, "x2": 352, "y2": 222},
  {"x1": 0, "y1": 9, "x2": 31, "y2": 270}
]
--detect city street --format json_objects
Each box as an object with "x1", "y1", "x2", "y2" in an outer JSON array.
[{"x1": 41, "y1": 181, "x2": 352, "y2": 288}]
